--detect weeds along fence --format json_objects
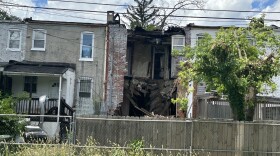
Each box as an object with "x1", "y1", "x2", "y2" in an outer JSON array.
[
  {"x1": 3, "y1": 114, "x2": 280, "y2": 155},
  {"x1": 76, "y1": 116, "x2": 280, "y2": 155}
]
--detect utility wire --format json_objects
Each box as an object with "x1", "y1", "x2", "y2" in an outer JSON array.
[
  {"x1": 2, "y1": 1, "x2": 280, "y2": 24},
  {"x1": 6, "y1": 6, "x2": 251, "y2": 26},
  {"x1": 2, "y1": 2, "x2": 280, "y2": 22},
  {"x1": 12, "y1": 6, "x2": 106, "y2": 22},
  {"x1": 48, "y1": 0, "x2": 280, "y2": 14}
]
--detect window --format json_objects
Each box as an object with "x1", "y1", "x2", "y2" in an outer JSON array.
[
  {"x1": 196, "y1": 33, "x2": 205, "y2": 46},
  {"x1": 172, "y1": 35, "x2": 185, "y2": 51},
  {"x1": 79, "y1": 77, "x2": 92, "y2": 98},
  {"x1": 171, "y1": 35, "x2": 185, "y2": 78},
  {"x1": 32, "y1": 29, "x2": 46, "y2": 51},
  {"x1": 80, "y1": 32, "x2": 94, "y2": 61},
  {"x1": 24, "y1": 76, "x2": 37, "y2": 93},
  {"x1": 8, "y1": 29, "x2": 21, "y2": 51},
  {"x1": 247, "y1": 37, "x2": 255, "y2": 45}
]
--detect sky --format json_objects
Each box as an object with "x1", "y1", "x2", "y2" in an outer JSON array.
[{"x1": 2, "y1": 0, "x2": 280, "y2": 27}]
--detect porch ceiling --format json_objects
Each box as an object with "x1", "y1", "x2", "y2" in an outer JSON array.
[{"x1": 3, "y1": 61, "x2": 75, "y2": 76}]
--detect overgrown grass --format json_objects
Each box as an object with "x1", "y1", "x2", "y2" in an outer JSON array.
[{"x1": 0, "y1": 138, "x2": 207, "y2": 156}]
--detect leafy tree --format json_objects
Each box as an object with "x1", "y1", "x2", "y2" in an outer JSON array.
[
  {"x1": 0, "y1": 9, "x2": 21, "y2": 21},
  {"x1": 0, "y1": 92, "x2": 27, "y2": 136},
  {"x1": 124, "y1": 0, "x2": 204, "y2": 30},
  {"x1": 176, "y1": 16, "x2": 280, "y2": 121}
]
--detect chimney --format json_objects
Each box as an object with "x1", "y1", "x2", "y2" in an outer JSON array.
[{"x1": 107, "y1": 11, "x2": 114, "y2": 24}]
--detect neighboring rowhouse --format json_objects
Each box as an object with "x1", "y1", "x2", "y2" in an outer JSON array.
[
  {"x1": 0, "y1": 20, "x2": 27, "y2": 94},
  {"x1": 0, "y1": 11, "x2": 127, "y2": 116}
]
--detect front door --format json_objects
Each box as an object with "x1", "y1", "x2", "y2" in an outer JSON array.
[{"x1": 48, "y1": 81, "x2": 59, "y2": 98}]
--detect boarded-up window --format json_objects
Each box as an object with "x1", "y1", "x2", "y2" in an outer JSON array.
[{"x1": 79, "y1": 77, "x2": 92, "y2": 98}]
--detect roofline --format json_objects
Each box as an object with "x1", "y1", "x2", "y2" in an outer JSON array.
[
  {"x1": 7, "y1": 60, "x2": 76, "y2": 70},
  {"x1": 186, "y1": 23, "x2": 280, "y2": 30},
  {"x1": 0, "y1": 20, "x2": 24, "y2": 24},
  {"x1": 186, "y1": 23, "x2": 233, "y2": 29},
  {"x1": 3, "y1": 71, "x2": 62, "y2": 77},
  {"x1": 26, "y1": 19, "x2": 107, "y2": 27}
]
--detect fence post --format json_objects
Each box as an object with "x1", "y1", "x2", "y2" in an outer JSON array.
[
  {"x1": 190, "y1": 120, "x2": 194, "y2": 156},
  {"x1": 235, "y1": 122, "x2": 244, "y2": 156},
  {"x1": 72, "y1": 112, "x2": 76, "y2": 144}
]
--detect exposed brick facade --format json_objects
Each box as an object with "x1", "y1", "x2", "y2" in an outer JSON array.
[{"x1": 106, "y1": 24, "x2": 127, "y2": 115}]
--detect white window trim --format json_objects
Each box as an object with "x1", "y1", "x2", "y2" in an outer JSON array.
[
  {"x1": 7, "y1": 29, "x2": 22, "y2": 51},
  {"x1": 196, "y1": 33, "x2": 207, "y2": 46},
  {"x1": 79, "y1": 31, "x2": 94, "y2": 61},
  {"x1": 31, "y1": 29, "x2": 47, "y2": 51},
  {"x1": 171, "y1": 35, "x2": 185, "y2": 51},
  {"x1": 78, "y1": 77, "x2": 93, "y2": 98}
]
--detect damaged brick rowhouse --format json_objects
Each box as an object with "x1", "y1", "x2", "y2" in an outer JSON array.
[{"x1": 114, "y1": 27, "x2": 187, "y2": 116}]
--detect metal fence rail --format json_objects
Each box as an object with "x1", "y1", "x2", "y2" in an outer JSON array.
[
  {"x1": 0, "y1": 114, "x2": 75, "y2": 144},
  {"x1": 196, "y1": 96, "x2": 280, "y2": 121}
]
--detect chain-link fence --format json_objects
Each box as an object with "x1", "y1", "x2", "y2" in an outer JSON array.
[{"x1": 0, "y1": 114, "x2": 74, "y2": 144}]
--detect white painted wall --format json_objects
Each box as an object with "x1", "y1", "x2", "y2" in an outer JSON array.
[
  {"x1": 62, "y1": 69, "x2": 75, "y2": 107},
  {"x1": 42, "y1": 122, "x2": 59, "y2": 139},
  {"x1": 11, "y1": 75, "x2": 60, "y2": 98},
  {"x1": 190, "y1": 28, "x2": 218, "y2": 47},
  {"x1": 0, "y1": 22, "x2": 27, "y2": 62}
]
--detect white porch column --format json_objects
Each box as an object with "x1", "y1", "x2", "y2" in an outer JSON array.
[{"x1": 56, "y1": 76, "x2": 62, "y2": 123}]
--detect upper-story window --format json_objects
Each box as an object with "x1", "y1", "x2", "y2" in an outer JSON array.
[
  {"x1": 172, "y1": 35, "x2": 185, "y2": 51},
  {"x1": 32, "y1": 29, "x2": 46, "y2": 51},
  {"x1": 8, "y1": 29, "x2": 21, "y2": 51},
  {"x1": 247, "y1": 37, "x2": 255, "y2": 45},
  {"x1": 80, "y1": 32, "x2": 94, "y2": 61},
  {"x1": 196, "y1": 33, "x2": 205, "y2": 46}
]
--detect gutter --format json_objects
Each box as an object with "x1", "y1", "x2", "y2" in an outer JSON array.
[{"x1": 3, "y1": 71, "x2": 62, "y2": 77}]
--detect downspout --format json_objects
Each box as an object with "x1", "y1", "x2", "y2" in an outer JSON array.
[{"x1": 103, "y1": 25, "x2": 109, "y2": 114}]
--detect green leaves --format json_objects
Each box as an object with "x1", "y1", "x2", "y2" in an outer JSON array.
[{"x1": 177, "y1": 17, "x2": 280, "y2": 120}]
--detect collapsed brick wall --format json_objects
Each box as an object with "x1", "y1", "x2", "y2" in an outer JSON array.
[{"x1": 106, "y1": 24, "x2": 127, "y2": 114}]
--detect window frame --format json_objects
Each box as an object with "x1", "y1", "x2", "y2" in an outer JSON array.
[
  {"x1": 31, "y1": 29, "x2": 47, "y2": 51},
  {"x1": 23, "y1": 76, "x2": 37, "y2": 93},
  {"x1": 79, "y1": 31, "x2": 94, "y2": 61},
  {"x1": 171, "y1": 35, "x2": 185, "y2": 52},
  {"x1": 78, "y1": 77, "x2": 92, "y2": 98},
  {"x1": 247, "y1": 37, "x2": 256, "y2": 46},
  {"x1": 196, "y1": 33, "x2": 205, "y2": 46},
  {"x1": 7, "y1": 29, "x2": 22, "y2": 51}
]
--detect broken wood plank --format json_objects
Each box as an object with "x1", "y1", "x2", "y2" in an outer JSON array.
[{"x1": 125, "y1": 93, "x2": 154, "y2": 117}]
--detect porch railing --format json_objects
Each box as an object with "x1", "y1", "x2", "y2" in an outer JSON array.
[
  {"x1": 196, "y1": 96, "x2": 280, "y2": 121},
  {"x1": 15, "y1": 98, "x2": 74, "y2": 117}
]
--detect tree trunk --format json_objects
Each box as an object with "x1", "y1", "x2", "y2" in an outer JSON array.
[
  {"x1": 244, "y1": 87, "x2": 257, "y2": 121},
  {"x1": 228, "y1": 88, "x2": 245, "y2": 121}
]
